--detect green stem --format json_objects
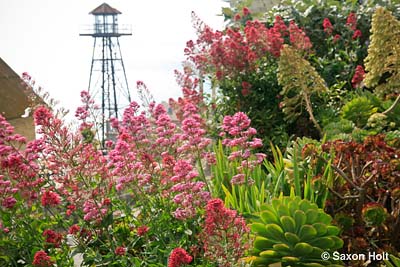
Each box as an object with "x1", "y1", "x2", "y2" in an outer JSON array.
[{"x1": 196, "y1": 148, "x2": 211, "y2": 193}]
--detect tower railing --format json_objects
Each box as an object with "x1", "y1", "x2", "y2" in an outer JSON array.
[{"x1": 79, "y1": 24, "x2": 132, "y2": 36}]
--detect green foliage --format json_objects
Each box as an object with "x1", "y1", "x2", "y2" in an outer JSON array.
[
  {"x1": 248, "y1": 196, "x2": 343, "y2": 267},
  {"x1": 341, "y1": 96, "x2": 378, "y2": 127},
  {"x1": 270, "y1": 0, "x2": 371, "y2": 87},
  {"x1": 211, "y1": 141, "x2": 269, "y2": 215},
  {"x1": 216, "y1": 61, "x2": 291, "y2": 151},
  {"x1": 264, "y1": 139, "x2": 332, "y2": 209},
  {"x1": 323, "y1": 119, "x2": 354, "y2": 140}
]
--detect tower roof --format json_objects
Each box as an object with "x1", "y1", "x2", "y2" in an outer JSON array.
[{"x1": 90, "y1": 3, "x2": 121, "y2": 15}]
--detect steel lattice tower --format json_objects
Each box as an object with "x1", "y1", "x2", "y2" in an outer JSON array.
[{"x1": 80, "y1": 3, "x2": 131, "y2": 147}]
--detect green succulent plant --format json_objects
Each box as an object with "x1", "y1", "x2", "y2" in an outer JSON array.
[
  {"x1": 248, "y1": 196, "x2": 343, "y2": 267},
  {"x1": 341, "y1": 96, "x2": 378, "y2": 128}
]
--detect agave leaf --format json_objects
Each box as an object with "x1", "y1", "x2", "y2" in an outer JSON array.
[
  {"x1": 306, "y1": 209, "x2": 319, "y2": 224},
  {"x1": 293, "y1": 242, "x2": 313, "y2": 256},
  {"x1": 254, "y1": 236, "x2": 276, "y2": 251},
  {"x1": 326, "y1": 226, "x2": 340, "y2": 236},
  {"x1": 294, "y1": 210, "x2": 307, "y2": 232},
  {"x1": 265, "y1": 224, "x2": 286, "y2": 242},
  {"x1": 281, "y1": 216, "x2": 296, "y2": 233},
  {"x1": 309, "y1": 237, "x2": 335, "y2": 249},
  {"x1": 312, "y1": 223, "x2": 328, "y2": 236}
]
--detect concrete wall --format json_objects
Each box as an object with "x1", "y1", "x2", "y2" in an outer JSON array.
[{"x1": 8, "y1": 116, "x2": 35, "y2": 141}]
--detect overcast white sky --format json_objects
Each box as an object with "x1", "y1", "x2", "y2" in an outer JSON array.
[{"x1": 0, "y1": 0, "x2": 227, "y2": 118}]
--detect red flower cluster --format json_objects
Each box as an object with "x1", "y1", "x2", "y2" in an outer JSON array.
[
  {"x1": 33, "y1": 106, "x2": 54, "y2": 127},
  {"x1": 43, "y1": 229, "x2": 62, "y2": 247},
  {"x1": 333, "y1": 34, "x2": 341, "y2": 43},
  {"x1": 241, "y1": 81, "x2": 252, "y2": 96},
  {"x1": 351, "y1": 65, "x2": 365, "y2": 88},
  {"x1": 2, "y1": 196, "x2": 17, "y2": 209},
  {"x1": 137, "y1": 225, "x2": 149, "y2": 236},
  {"x1": 41, "y1": 191, "x2": 61, "y2": 207},
  {"x1": 289, "y1": 21, "x2": 312, "y2": 51},
  {"x1": 346, "y1": 12, "x2": 357, "y2": 31},
  {"x1": 323, "y1": 18, "x2": 333, "y2": 35},
  {"x1": 220, "y1": 112, "x2": 265, "y2": 172},
  {"x1": 352, "y1": 29, "x2": 362, "y2": 40},
  {"x1": 32, "y1": 250, "x2": 53, "y2": 267},
  {"x1": 115, "y1": 246, "x2": 127, "y2": 256},
  {"x1": 168, "y1": 248, "x2": 193, "y2": 267},
  {"x1": 201, "y1": 198, "x2": 249, "y2": 266},
  {"x1": 185, "y1": 14, "x2": 311, "y2": 81},
  {"x1": 68, "y1": 224, "x2": 80, "y2": 235}
]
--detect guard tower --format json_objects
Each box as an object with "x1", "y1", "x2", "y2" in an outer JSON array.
[{"x1": 80, "y1": 3, "x2": 132, "y2": 147}]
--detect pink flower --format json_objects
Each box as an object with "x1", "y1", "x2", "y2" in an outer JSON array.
[
  {"x1": 22, "y1": 72, "x2": 32, "y2": 81},
  {"x1": 115, "y1": 246, "x2": 127, "y2": 256},
  {"x1": 2, "y1": 196, "x2": 17, "y2": 209},
  {"x1": 32, "y1": 251, "x2": 53, "y2": 267},
  {"x1": 83, "y1": 200, "x2": 105, "y2": 221},
  {"x1": 75, "y1": 106, "x2": 89, "y2": 120},
  {"x1": 41, "y1": 191, "x2": 61, "y2": 207},
  {"x1": 273, "y1": 16, "x2": 288, "y2": 36},
  {"x1": 33, "y1": 106, "x2": 53, "y2": 126},
  {"x1": 168, "y1": 248, "x2": 193, "y2": 267},
  {"x1": 231, "y1": 174, "x2": 246, "y2": 185}
]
